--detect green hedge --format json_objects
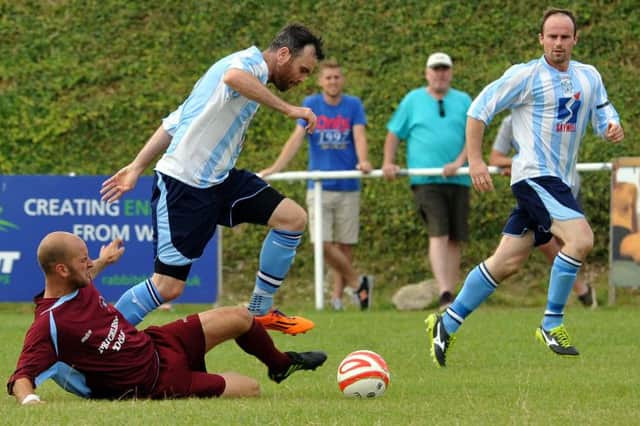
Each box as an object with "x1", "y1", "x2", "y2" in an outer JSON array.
[{"x1": 2, "y1": 0, "x2": 638, "y2": 295}]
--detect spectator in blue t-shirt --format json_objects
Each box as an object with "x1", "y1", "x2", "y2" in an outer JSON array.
[
  {"x1": 383, "y1": 52, "x2": 472, "y2": 310},
  {"x1": 261, "y1": 60, "x2": 373, "y2": 311}
]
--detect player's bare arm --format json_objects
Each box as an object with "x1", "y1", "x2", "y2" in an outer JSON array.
[
  {"x1": 89, "y1": 239, "x2": 125, "y2": 279},
  {"x1": 223, "y1": 68, "x2": 317, "y2": 133},
  {"x1": 101, "y1": 126, "x2": 172, "y2": 203},
  {"x1": 466, "y1": 117, "x2": 494, "y2": 192}
]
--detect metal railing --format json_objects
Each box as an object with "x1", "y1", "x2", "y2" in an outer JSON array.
[{"x1": 264, "y1": 163, "x2": 612, "y2": 310}]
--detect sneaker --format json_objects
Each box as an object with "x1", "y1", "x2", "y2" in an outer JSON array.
[
  {"x1": 254, "y1": 309, "x2": 315, "y2": 335},
  {"x1": 535, "y1": 325, "x2": 579, "y2": 356},
  {"x1": 331, "y1": 298, "x2": 344, "y2": 311},
  {"x1": 425, "y1": 313, "x2": 455, "y2": 367},
  {"x1": 268, "y1": 351, "x2": 327, "y2": 383},
  {"x1": 578, "y1": 284, "x2": 598, "y2": 309},
  {"x1": 356, "y1": 275, "x2": 373, "y2": 310}
]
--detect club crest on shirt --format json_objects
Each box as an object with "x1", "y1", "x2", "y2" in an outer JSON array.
[
  {"x1": 560, "y1": 77, "x2": 574, "y2": 95},
  {"x1": 81, "y1": 329, "x2": 93, "y2": 343}
]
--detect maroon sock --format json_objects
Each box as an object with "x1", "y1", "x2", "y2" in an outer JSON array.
[{"x1": 235, "y1": 319, "x2": 291, "y2": 371}]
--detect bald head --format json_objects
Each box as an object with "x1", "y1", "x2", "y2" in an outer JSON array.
[{"x1": 37, "y1": 232, "x2": 84, "y2": 275}]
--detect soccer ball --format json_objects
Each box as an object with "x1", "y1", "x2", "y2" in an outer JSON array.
[{"x1": 337, "y1": 350, "x2": 390, "y2": 398}]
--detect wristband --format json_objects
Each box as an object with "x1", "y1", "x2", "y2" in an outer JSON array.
[{"x1": 21, "y1": 394, "x2": 40, "y2": 404}]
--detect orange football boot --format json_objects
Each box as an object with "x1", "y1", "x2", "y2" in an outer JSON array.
[{"x1": 254, "y1": 309, "x2": 315, "y2": 335}]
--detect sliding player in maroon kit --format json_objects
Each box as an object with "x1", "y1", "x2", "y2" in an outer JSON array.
[{"x1": 8, "y1": 232, "x2": 326, "y2": 404}]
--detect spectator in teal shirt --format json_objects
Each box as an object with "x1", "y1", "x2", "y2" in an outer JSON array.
[{"x1": 383, "y1": 52, "x2": 472, "y2": 309}]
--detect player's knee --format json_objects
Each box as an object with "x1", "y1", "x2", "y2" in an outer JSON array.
[
  {"x1": 231, "y1": 306, "x2": 253, "y2": 331},
  {"x1": 154, "y1": 275, "x2": 187, "y2": 301},
  {"x1": 489, "y1": 253, "x2": 526, "y2": 281},
  {"x1": 564, "y1": 227, "x2": 594, "y2": 258},
  {"x1": 287, "y1": 203, "x2": 307, "y2": 231},
  {"x1": 270, "y1": 199, "x2": 307, "y2": 231},
  {"x1": 160, "y1": 285, "x2": 184, "y2": 301}
]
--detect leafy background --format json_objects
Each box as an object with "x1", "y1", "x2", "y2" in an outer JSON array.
[{"x1": 2, "y1": 0, "x2": 638, "y2": 305}]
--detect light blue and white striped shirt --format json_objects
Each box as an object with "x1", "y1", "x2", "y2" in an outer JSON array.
[
  {"x1": 469, "y1": 55, "x2": 619, "y2": 188},
  {"x1": 156, "y1": 46, "x2": 268, "y2": 188}
]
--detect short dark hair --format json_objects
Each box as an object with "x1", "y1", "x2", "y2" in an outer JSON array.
[
  {"x1": 541, "y1": 8, "x2": 577, "y2": 36},
  {"x1": 269, "y1": 23, "x2": 325, "y2": 60}
]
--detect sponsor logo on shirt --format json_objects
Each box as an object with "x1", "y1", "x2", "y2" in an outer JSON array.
[
  {"x1": 556, "y1": 92, "x2": 581, "y2": 132},
  {"x1": 98, "y1": 316, "x2": 126, "y2": 354}
]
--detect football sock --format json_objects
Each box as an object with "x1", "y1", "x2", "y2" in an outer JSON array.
[
  {"x1": 543, "y1": 252, "x2": 582, "y2": 330},
  {"x1": 248, "y1": 229, "x2": 303, "y2": 315},
  {"x1": 114, "y1": 278, "x2": 165, "y2": 326},
  {"x1": 235, "y1": 318, "x2": 291, "y2": 372},
  {"x1": 443, "y1": 262, "x2": 498, "y2": 334}
]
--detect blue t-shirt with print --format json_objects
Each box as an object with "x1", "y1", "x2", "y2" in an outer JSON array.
[
  {"x1": 386, "y1": 87, "x2": 472, "y2": 186},
  {"x1": 297, "y1": 94, "x2": 367, "y2": 191}
]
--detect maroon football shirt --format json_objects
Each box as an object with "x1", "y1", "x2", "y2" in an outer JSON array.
[{"x1": 8, "y1": 283, "x2": 158, "y2": 399}]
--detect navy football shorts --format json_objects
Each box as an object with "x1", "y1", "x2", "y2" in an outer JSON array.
[{"x1": 503, "y1": 176, "x2": 584, "y2": 246}]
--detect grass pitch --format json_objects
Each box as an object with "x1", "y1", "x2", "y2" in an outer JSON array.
[{"x1": 1, "y1": 304, "x2": 639, "y2": 425}]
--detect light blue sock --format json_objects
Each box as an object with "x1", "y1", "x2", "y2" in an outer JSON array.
[
  {"x1": 114, "y1": 278, "x2": 165, "y2": 326},
  {"x1": 542, "y1": 252, "x2": 581, "y2": 330},
  {"x1": 442, "y1": 262, "x2": 498, "y2": 334},
  {"x1": 248, "y1": 229, "x2": 303, "y2": 315}
]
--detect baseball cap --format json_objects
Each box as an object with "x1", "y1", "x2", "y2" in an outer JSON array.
[{"x1": 426, "y1": 52, "x2": 452, "y2": 68}]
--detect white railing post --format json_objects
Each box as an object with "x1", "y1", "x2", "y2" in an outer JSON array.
[{"x1": 313, "y1": 179, "x2": 324, "y2": 310}]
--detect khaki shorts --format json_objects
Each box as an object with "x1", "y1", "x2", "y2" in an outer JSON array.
[
  {"x1": 306, "y1": 190, "x2": 360, "y2": 244},
  {"x1": 411, "y1": 184, "x2": 470, "y2": 241}
]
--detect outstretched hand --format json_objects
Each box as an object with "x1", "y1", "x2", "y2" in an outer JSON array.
[
  {"x1": 99, "y1": 239, "x2": 125, "y2": 265},
  {"x1": 101, "y1": 165, "x2": 140, "y2": 203}
]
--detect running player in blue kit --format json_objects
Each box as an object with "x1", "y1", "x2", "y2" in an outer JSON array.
[
  {"x1": 425, "y1": 8, "x2": 624, "y2": 366},
  {"x1": 101, "y1": 24, "x2": 324, "y2": 335}
]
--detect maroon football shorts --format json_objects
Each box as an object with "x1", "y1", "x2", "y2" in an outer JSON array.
[{"x1": 144, "y1": 314, "x2": 226, "y2": 398}]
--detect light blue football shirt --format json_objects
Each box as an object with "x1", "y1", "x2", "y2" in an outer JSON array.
[
  {"x1": 157, "y1": 46, "x2": 268, "y2": 188},
  {"x1": 469, "y1": 55, "x2": 620, "y2": 189}
]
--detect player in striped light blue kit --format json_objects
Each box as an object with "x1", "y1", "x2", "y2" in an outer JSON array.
[
  {"x1": 101, "y1": 24, "x2": 324, "y2": 335},
  {"x1": 425, "y1": 8, "x2": 624, "y2": 366}
]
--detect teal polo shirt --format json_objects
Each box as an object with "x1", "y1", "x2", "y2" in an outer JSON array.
[{"x1": 387, "y1": 87, "x2": 472, "y2": 186}]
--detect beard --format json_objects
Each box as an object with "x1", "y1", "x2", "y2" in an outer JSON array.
[
  {"x1": 272, "y1": 73, "x2": 291, "y2": 91},
  {"x1": 68, "y1": 267, "x2": 91, "y2": 289},
  {"x1": 272, "y1": 61, "x2": 296, "y2": 91}
]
